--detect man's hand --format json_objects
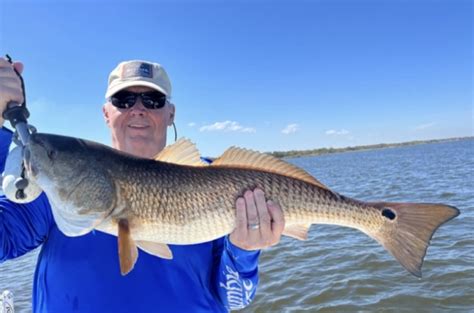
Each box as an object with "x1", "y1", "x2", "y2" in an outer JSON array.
[
  {"x1": 0, "y1": 57, "x2": 24, "y2": 127},
  {"x1": 229, "y1": 188, "x2": 285, "y2": 250}
]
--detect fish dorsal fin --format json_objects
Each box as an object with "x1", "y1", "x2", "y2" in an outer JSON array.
[
  {"x1": 211, "y1": 147, "x2": 330, "y2": 190},
  {"x1": 154, "y1": 138, "x2": 207, "y2": 166}
]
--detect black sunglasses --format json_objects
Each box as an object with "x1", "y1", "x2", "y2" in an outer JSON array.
[{"x1": 109, "y1": 90, "x2": 168, "y2": 109}]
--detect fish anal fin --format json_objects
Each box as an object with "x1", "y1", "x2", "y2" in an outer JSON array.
[
  {"x1": 211, "y1": 147, "x2": 330, "y2": 190},
  {"x1": 118, "y1": 219, "x2": 138, "y2": 275},
  {"x1": 283, "y1": 224, "x2": 311, "y2": 240},
  {"x1": 154, "y1": 138, "x2": 207, "y2": 166},
  {"x1": 136, "y1": 240, "x2": 173, "y2": 259}
]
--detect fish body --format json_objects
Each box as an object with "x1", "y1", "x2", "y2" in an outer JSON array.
[
  {"x1": 97, "y1": 160, "x2": 374, "y2": 244},
  {"x1": 24, "y1": 133, "x2": 459, "y2": 276}
]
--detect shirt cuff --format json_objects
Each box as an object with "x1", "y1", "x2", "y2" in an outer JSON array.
[
  {"x1": 0, "y1": 127, "x2": 13, "y2": 173},
  {"x1": 0, "y1": 127, "x2": 13, "y2": 150},
  {"x1": 0, "y1": 126, "x2": 13, "y2": 135},
  {"x1": 224, "y1": 235, "x2": 260, "y2": 265}
]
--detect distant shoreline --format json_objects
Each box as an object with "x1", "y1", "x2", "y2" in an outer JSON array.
[{"x1": 269, "y1": 136, "x2": 474, "y2": 159}]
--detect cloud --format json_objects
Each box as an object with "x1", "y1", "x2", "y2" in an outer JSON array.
[
  {"x1": 188, "y1": 122, "x2": 196, "y2": 127},
  {"x1": 415, "y1": 122, "x2": 436, "y2": 130},
  {"x1": 281, "y1": 123, "x2": 299, "y2": 134},
  {"x1": 199, "y1": 120, "x2": 256, "y2": 133},
  {"x1": 325, "y1": 129, "x2": 349, "y2": 135}
]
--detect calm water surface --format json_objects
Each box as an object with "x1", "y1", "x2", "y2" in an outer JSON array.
[{"x1": 1, "y1": 139, "x2": 473, "y2": 312}]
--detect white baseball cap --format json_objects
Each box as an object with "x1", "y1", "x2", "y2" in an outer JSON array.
[{"x1": 105, "y1": 60, "x2": 172, "y2": 98}]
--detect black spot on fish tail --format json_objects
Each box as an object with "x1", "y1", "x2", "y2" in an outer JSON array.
[{"x1": 382, "y1": 208, "x2": 396, "y2": 220}]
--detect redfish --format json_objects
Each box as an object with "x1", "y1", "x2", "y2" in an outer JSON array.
[{"x1": 24, "y1": 133, "x2": 459, "y2": 276}]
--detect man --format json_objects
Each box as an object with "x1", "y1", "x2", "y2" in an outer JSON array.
[{"x1": 0, "y1": 58, "x2": 285, "y2": 312}]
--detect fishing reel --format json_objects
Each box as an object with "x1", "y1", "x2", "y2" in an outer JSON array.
[{"x1": 1, "y1": 55, "x2": 42, "y2": 203}]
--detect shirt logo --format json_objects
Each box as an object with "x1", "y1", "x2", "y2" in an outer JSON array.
[{"x1": 219, "y1": 265, "x2": 254, "y2": 310}]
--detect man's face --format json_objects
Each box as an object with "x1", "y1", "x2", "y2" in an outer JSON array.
[{"x1": 103, "y1": 86, "x2": 175, "y2": 159}]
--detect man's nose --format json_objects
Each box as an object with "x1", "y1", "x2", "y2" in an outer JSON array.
[{"x1": 129, "y1": 98, "x2": 147, "y2": 114}]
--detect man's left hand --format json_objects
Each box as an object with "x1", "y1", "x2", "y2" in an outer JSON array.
[{"x1": 229, "y1": 188, "x2": 285, "y2": 250}]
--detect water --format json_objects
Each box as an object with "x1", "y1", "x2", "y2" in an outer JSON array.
[
  {"x1": 1, "y1": 139, "x2": 473, "y2": 312},
  {"x1": 250, "y1": 139, "x2": 474, "y2": 313}
]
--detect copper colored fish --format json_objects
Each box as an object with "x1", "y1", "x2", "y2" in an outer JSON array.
[{"x1": 24, "y1": 133, "x2": 459, "y2": 276}]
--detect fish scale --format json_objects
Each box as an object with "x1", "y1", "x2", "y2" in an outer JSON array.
[{"x1": 108, "y1": 162, "x2": 391, "y2": 244}]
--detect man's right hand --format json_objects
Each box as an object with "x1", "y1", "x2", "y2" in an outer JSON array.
[{"x1": 0, "y1": 57, "x2": 24, "y2": 127}]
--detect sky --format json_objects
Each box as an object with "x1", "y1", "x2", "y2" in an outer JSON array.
[{"x1": 0, "y1": 0, "x2": 472, "y2": 157}]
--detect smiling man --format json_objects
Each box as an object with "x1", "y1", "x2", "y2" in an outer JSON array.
[
  {"x1": 0, "y1": 58, "x2": 285, "y2": 312},
  {"x1": 102, "y1": 62, "x2": 175, "y2": 158},
  {"x1": 103, "y1": 85, "x2": 174, "y2": 158}
]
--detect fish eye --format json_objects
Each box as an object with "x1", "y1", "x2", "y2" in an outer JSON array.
[{"x1": 47, "y1": 149, "x2": 57, "y2": 160}]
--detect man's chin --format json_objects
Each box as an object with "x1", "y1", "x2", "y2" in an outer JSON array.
[
  {"x1": 123, "y1": 138, "x2": 159, "y2": 157},
  {"x1": 127, "y1": 126, "x2": 152, "y2": 135},
  {"x1": 126, "y1": 136, "x2": 152, "y2": 146}
]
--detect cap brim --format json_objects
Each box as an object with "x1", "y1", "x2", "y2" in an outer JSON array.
[{"x1": 105, "y1": 81, "x2": 168, "y2": 98}]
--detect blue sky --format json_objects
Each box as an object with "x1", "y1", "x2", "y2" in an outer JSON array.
[{"x1": 0, "y1": 0, "x2": 472, "y2": 156}]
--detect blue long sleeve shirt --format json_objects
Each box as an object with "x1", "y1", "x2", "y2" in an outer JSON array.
[{"x1": 0, "y1": 127, "x2": 260, "y2": 313}]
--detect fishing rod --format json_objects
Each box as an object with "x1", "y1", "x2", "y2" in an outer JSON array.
[
  {"x1": 2, "y1": 55, "x2": 33, "y2": 145},
  {"x1": 2, "y1": 54, "x2": 39, "y2": 202}
]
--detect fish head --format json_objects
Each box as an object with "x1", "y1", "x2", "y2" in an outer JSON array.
[
  {"x1": 24, "y1": 133, "x2": 117, "y2": 236},
  {"x1": 25, "y1": 133, "x2": 86, "y2": 185}
]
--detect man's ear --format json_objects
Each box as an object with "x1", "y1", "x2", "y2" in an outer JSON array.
[{"x1": 103, "y1": 104, "x2": 111, "y2": 126}]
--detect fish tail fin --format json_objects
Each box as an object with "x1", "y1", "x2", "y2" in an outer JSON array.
[{"x1": 369, "y1": 202, "x2": 459, "y2": 277}]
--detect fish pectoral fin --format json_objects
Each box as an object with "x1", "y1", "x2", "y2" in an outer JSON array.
[
  {"x1": 118, "y1": 219, "x2": 138, "y2": 276},
  {"x1": 136, "y1": 240, "x2": 173, "y2": 260},
  {"x1": 153, "y1": 138, "x2": 207, "y2": 166},
  {"x1": 282, "y1": 224, "x2": 311, "y2": 240}
]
